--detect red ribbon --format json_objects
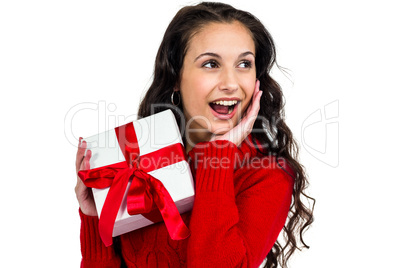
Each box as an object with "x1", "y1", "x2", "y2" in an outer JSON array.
[{"x1": 78, "y1": 122, "x2": 190, "y2": 246}]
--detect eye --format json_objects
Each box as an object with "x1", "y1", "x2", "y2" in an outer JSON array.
[
  {"x1": 238, "y1": 60, "x2": 252, "y2": 68},
  {"x1": 202, "y1": 60, "x2": 219, "y2": 69}
]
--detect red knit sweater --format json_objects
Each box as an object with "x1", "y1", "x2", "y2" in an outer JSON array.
[{"x1": 80, "y1": 138, "x2": 294, "y2": 267}]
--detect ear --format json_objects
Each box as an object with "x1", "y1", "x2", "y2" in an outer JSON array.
[{"x1": 173, "y1": 83, "x2": 180, "y2": 92}]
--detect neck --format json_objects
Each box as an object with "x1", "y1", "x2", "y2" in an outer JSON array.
[{"x1": 185, "y1": 131, "x2": 212, "y2": 154}]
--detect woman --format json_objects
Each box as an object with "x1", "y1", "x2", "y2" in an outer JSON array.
[{"x1": 75, "y1": 2, "x2": 314, "y2": 267}]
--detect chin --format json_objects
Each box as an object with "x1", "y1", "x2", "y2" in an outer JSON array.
[{"x1": 210, "y1": 121, "x2": 237, "y2": 135}]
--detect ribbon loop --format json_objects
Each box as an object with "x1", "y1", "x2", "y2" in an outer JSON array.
[{"x1": 126, "y1": 168, "x2": 154, "y2": 215}]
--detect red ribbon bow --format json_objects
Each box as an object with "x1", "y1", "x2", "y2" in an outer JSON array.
[{"x1": 78, "y1": 122, "x2": 190, "y2": 246}]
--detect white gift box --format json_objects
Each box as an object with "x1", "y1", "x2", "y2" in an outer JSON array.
[{"x1": 82, "y1": 110, "x2": 194, "y2": 237}]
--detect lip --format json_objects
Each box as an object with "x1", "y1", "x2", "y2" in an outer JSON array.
[
  {"x1": 209, "y1": 101, "x2": 240, "y2": 120},
  {"x1": 210, "y1": 97, "x2": 241, "y2": 103}
]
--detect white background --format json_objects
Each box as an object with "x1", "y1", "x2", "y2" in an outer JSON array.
[{"x1": 1, "y1": 0, "x2": 401, "y2": 267}]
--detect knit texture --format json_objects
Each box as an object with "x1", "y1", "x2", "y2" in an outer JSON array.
[{"x1": 80, "y1": 138, "x2": 294, "y2": 267}]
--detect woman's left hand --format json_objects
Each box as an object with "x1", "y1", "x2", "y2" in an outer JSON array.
[{"x1": 211, "y1": 80, "x2": 262, "y2": 146}]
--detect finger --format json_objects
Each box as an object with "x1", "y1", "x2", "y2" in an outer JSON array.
[
  {"x1": 246, "y1": 91, "x2": 262, "y2": 127},
  {"x1": 83, "y1": 149, "x2": 92, "y2": 170},
  {"x1": 76, "y1": 138, "x2": 87, "y2": 170},
  {"x1": 244, "y1": 88, "x2": 262, "y2": 122},
  {"x1": 249, "y1": 90, "x2": 262, "y2": 116},
  {"x1": 255, "y1": 79, "x2": 260, "y2": 93},
  {"x1": 77, "y1": 149, "x2": 91, "y2": 176},
  {"x1": 250, "y1": 81, "x2": 262, "y2": 113},
  {"x1": 240, "y1": 90, "x2": 262, "y2": 135},
  {"x1": 77, "y1": 149, "x2": 91, "y2": 186},
  {"x1": 251, "y1": 80, "x2": 261, "y2": 109},
  {"x1": 245, "y1": 80, "x2": 261, "y2": 116},
  {"x1": 253, "y1": 80, "x2": 260, "y2": 99}
]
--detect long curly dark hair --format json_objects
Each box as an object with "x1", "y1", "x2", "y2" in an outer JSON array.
[{"x1": 138, "y1": 2, "x2": 315, "y2": 267}]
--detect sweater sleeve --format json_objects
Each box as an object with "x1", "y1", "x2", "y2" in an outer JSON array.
[
  {"x1": 186, "y1": 140, "x2": 294, "y2": 268},
  {"x1": 79, "y1": 209, "x2": 122, "y2": 268}
]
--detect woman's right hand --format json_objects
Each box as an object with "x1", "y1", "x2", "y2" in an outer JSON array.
[{"x1": 75, "y1": 137, "x2": 98, "y2": 217}]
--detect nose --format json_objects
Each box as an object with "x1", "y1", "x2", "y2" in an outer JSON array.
[{"x1": 218, "y1": 69, "x2": 238, "y2": 92}]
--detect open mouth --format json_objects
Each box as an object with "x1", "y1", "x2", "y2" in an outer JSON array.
[{"x1": 209, "y1": 100, "x2": 238, "y2": 115}]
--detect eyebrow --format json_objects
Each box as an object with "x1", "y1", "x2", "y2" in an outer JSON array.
[{"x1": 194, "y1": 51, "x2": 255, "y2": 62}]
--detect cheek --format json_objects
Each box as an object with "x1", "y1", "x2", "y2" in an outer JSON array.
[
  {"x1": 192, "y1": 72, "x2": 214, "y2": 93},
  {"x1": 241, "y1": 79, "x2": 256, "y2": 109},
  {"x1": 182, "y1": 72, "x2": 213, "y2": 104},
  {"x1": 180, "y1": 75, "x2": 207, "y2": 117}
]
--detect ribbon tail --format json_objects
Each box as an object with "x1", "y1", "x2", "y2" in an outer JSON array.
[
  {"x1": 98, "y1": 169, "x2": 132, "y2": 246},
  {"x1": 126, "y1": 174, "x2": 154, "y2": 215},
  {"x1": 149, "y1": 176, "x2": 190, "y2": 240}
]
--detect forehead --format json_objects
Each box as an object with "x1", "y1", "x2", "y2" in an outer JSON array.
[{"x1": 186, "y1": 21, "x2": 255, "y2": 56}]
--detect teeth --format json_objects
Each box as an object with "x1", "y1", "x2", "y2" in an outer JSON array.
[{"x1": 212, "y1": 100, "x2": 238, "y2": 106}]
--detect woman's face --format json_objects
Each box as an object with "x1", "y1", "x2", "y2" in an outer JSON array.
[{"x1": 179, "y1": 21, "x2": 257, "y2": 146}]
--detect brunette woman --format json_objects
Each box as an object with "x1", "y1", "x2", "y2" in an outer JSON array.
[{"x1": 75, "y1": 2, "x2": 314, "y2": 267}]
